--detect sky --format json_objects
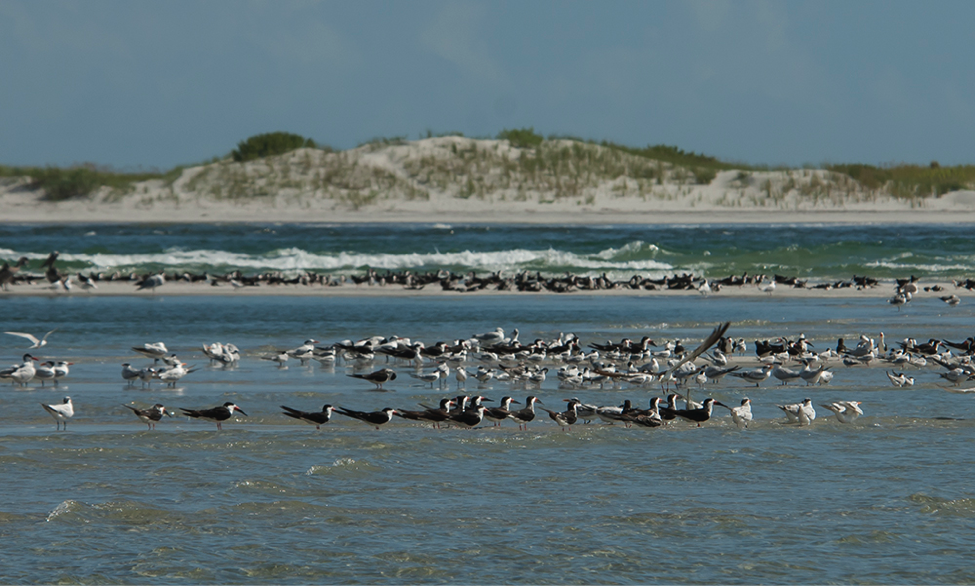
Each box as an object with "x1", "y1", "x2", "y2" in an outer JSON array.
[{"x1": 2, "y1": 0, "x2": 974, "y2": 171}]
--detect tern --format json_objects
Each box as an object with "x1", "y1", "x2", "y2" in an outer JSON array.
[
  {"x1": 409, "y1": 369, "x2": 441, "y2": 388},
  {"x1": 777, "y1": 398, "x2": 816, "y2": 425},
  {"x1": 5, "y1": 329, "x2": 57, "y2": 349},
  {"x1": 52, "y1": 361, "x2": 72, "y2": 385},
  {"x1": 132, "y1": 342, "x2": 168, "y2": 359},
  {"x1": 122, "y1": 403, "x2": 173, "y2": 430},
  {"x1": 731, "y1": 364, "x2": 774, "y2": 387},
  {"x1": 280, "y1": 404, "x2": 334, "y2": 430},
  {"x1": 35, "y1": 361, "x2": 56, "y2": 385},
  {"x1": 720, "y1": 397, "x2": 753, "y2": 429},
  {"x1": 886, "y1": 371, "x2": 915, "y2": 387},
  {"x1": 42, "y1": 396, "x2": 74, "y2": 430},
  {"x1": 136, "y1": 272, "x2": 165, "y2": 292},
  {"x1": 180, "y1": 402, "x2": 247, "y2": 430},
  {"x1": 820, "y1": 401, "x2": 863, "y2": 424},
  {"x1": 287, "y1": 339, "x2": 319, "y2": 364},
  {"x1": 156, "y1": 362, "x2": 195, "y2": 387},
  {"x1": 0, "y1": 353, "x2": 38, "y2": 386}
]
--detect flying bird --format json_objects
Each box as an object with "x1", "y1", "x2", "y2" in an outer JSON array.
[{"x1": 4, "y1": 329, "x2": 57, "y2": 349}]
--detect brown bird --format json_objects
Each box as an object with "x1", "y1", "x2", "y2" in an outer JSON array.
[
  {"x1": 0, "y1": 257, "x2": 30, "y2": 291},
  {"x1": 348, "y1": 368, "x2": 397, "y2": 389},
  {"x1": 122, "y1": 403, "x2": 174, "y2": 430}
]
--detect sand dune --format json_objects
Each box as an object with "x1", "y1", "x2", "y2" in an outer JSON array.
[{"x1": 3, "y1": 137, "x2": 975, "y2": 224}]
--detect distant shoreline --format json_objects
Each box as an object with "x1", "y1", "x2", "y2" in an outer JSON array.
[{"x1": 2, "y1": 279, "x2": 970, "y2": 300}]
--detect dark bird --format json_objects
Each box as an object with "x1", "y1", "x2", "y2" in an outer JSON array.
[
  {"x1": 484, "y1": 396, "x2": 519, "y2": 426},
  {"x1": 348, "y1": 368, "x2": 397, "y2": 389},
  {"x1": 509, "y1": 396, "x2": 541, "y2": 430},
  {"x1": 396, "y1": 398, "x2": 454, "y2": 428},
  {"x1": 0, "y1": 257, "x2": 30, "y2": 291},
  {"x1": 449, "y1": 404, "x2": 488, "y2": 428},
  {"x1": 659, "y1": 397, "x2": 725, "y2": 427},
  {"x1": 280, "y1": 404, "x2": 334, "y2": 429},
  {"x1": 122, "y1": 403, "x2": 173, "y2": 430},
  {"x1": 334, "y1": 406, "x2": 398, "y2": 429},
  {"x1": 541, "y1": 399, "x2": 580, "y2": 430},
  {"x1": 180, "y1": 402, "x2": 247, "y2": 430}
]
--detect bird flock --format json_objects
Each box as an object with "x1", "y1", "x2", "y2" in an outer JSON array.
[
  {"x1": 2, "y1": 251, "x2": 974, "y2": 302},
  {"x1": 7, "y1": 319, "x2": 975, "y2": 433}
]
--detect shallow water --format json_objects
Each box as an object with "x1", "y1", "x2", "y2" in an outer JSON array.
[{"x1": 1, "y1": 292, "x2": 975, "y2": 583}]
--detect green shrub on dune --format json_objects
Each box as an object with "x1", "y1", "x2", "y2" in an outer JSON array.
[{"x1": 231, "y1": 132, "x2": 317, "y2": 163}]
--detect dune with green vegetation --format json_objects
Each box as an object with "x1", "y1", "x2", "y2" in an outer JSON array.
[{"x1": 2, "y1": 129, "x2": 974, "y2": 223}]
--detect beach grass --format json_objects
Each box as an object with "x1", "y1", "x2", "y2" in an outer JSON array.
[{"x1": 3, "y1": 133, "x2": 974, "y2": 206}]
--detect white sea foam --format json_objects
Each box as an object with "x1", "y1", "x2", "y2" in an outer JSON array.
[{"x1": 17, "y1": 246, "x2": 675, "y2": 274}]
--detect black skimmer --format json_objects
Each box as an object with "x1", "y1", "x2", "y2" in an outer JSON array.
[
  {"x1": 541, "y1": 400, "x2": 580, "y2": 431},
  {"x1": 396, "y1": 398, "x2": 455, "y2": 428},
  {"x1": 42, "y1": 396, "x2": 74, "y2": 430},
  {"x1": 180, "y1": 402, "x2": 247, "y2": 430},
  {"x1": 620, "y1": 397, "x2": 663, "y2": 428},
  {"x1": 4, "y1": 329, "x2": 57, "y2": 349},
  {"x1": 940, "y1": 295, "x2": 961, "y2": 306},
  {"x1": 509, "y1": 396, "x2": 541, "y2": 430},
  {"x1": 449, "y1": 404, "x2": 488, "y2": 428},
  {"x1": 334, "y1": 406, "x2": 398, "y2": 429},
  {"x1": 122, "y1": 403, "x2": 173, "y2": 430},
  {"x1": 484, "y1": 396, "x2": 519, "y2": 426},
  {"x1": 280, "y1": 404, "x2": 334, "y2": 429},
  {"x1": 658, "y1": 397, "x2": 725, "y2": 427},
  {"x1": 348, "y1": 368, "x2": 397, "y2": 389}
]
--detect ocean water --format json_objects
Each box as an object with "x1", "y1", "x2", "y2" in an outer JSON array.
[
  {"x1": 2, "y1": 222, "x2": 975, "y2": 282},
  {"x1": 1, "y1": 292, "x2": 975, "y2": 584},
  {"x1": 1, "y1": 224, "x2": 975, "y2": 584}
]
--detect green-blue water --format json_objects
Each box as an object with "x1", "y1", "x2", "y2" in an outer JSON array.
[
  {"x1": 2, "y1": 223, "x2": 974, "y2": 281},
  {"x1": 1, "y1": 224, "x2": 975, "y2": 583}
]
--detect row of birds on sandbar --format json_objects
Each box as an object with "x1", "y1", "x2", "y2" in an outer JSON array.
[
  {"x1": 2, "y1": 251, "x2": 972, "y2": 302},
  {"x1": 4, "y1": 323, "x2": 975, "y2": 395},
  {"x1": 38, "y1": 391, "x2": 863, "y2": 433}
]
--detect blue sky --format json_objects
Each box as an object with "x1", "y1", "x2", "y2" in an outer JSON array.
[{"x1": 2, "y1": 0, "x2": 973, "y2": 170}]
